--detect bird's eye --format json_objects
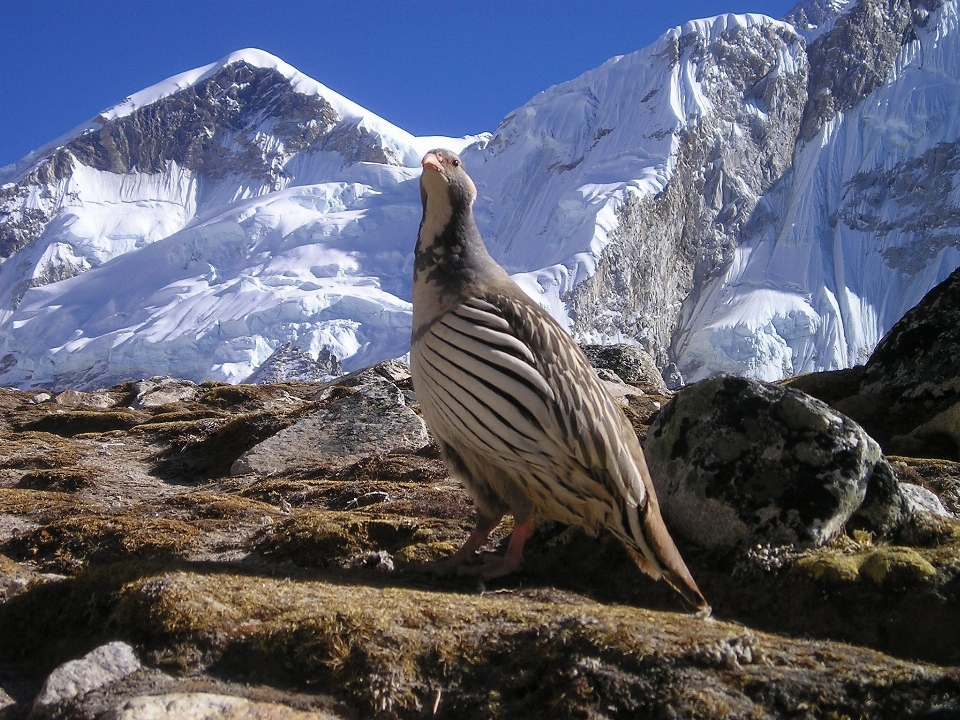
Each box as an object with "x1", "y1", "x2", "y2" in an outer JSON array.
[{"x1": 452, "y1": 158, "x2": 461, "y2": 167}]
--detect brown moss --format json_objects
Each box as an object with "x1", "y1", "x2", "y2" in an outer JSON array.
[
  {"x1": 4, "y1": 514, "x2": 200, "y2": 573},
  {"x1": 254, "y1": 510, "x2": 449, "y2": 568},
  {"x1": 0, "y1": 488, "x2": 86, "y2": 517},
  {"x1": 100, "y1": 571, "x2": 960, "y2": 718},
  {"x1": 165, "y1": 492, "x2": 280, "y2": 522},
  {"x1": 16, "y1": 467, "x2": 97, "y2": 491},
  {"x1": 0, "y1": 431, "x2": 82, "y2": 469},
  {"x1": 20, "y1": 409, "x2": 147, "y2": 437},
  {"x1": 198, "y1": 384, "x2": 301, "y2": 410},
  {"x1": 139, "y1": 408, "x2": 227, "y2": 425}
]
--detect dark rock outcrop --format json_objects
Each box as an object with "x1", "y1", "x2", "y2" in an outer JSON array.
[{"x1": 644, "y1": 375, "x2": 904, "y2": 549}]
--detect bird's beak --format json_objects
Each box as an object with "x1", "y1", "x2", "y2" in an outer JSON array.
[{"x1": 422, "y1": 152, "x2": 443, "y2": 173}]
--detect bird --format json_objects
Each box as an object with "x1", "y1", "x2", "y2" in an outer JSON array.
[{"x1": 409, "y1": 148, "x2": 708, "y2": 612}]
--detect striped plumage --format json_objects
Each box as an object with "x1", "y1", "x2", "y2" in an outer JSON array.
[{"x1": 411, "y1": 149, "x2": 708, "y2": 612}]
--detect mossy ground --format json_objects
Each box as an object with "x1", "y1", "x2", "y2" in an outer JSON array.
[{"x1": 0, "y1": 379, "x2": 958, "y2": 718}]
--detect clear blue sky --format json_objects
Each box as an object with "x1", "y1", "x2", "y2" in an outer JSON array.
[{"x1": 1, "y1": 1, "x2": 797, "y2": 169}]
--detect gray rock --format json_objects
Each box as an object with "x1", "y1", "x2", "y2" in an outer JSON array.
[
  {"x1": 900, "y1": 482, "x2": 953, "y2": 519},
  {"x1": 860, "y1": 266, "x2": 960, "y2": 400},
  {"x1": 580, "y1": 344, "x2": 667, "y2": 392},
  {"x1": 601, "y1": 379, "x2": 647, "y2": 406},
  {"x1": 108, "y1": 692, "x2": 342, "y2": 719},
  {"x1": 245, "y1": 343, "x2": 343, "y2": 385},
  {"x1": 232, "y1": 379, "x2": 429, "y2": 475},
  {"x1": 33, "y1": 641, "x2": 141, "y2": 715},
  {"x1": 644, "y1": 375, "x2": 901, "y2": 550},
  {"x1": 594, "y1": 367, "x2": 625, "y2": 384},
  {"x1": 662, "y1": 363, "x2": 684, "y2": 391},
  {"x1": 131, "y1": 377, "x2": 200, "y2": 408},
  {"x1": 55, "y1": 389, "x2": 118, "y2": 409},
  {"x1": 329, "y1": 358, "x2": 412, "y2": 391}
]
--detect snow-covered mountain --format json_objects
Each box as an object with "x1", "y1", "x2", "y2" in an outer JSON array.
[
  {"x1": 2, "y1": 1, "x2": 959, "y2": 390},
  {"x1": 0, "y1": 49, "x2": 480, "y2": 388}
]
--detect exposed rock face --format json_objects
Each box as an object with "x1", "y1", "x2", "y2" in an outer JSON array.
[
  {"x1": 580, "y1": 343, "x2": 667, "y2": 391},
  {"x1": 0, "y1": 60, "x2": 396, "y2": 264},
  {"x1": 231, "y1": 378, "x2": 429, "y2": 476},
  {"x1": 798, "y1": 0, "x2": 923, "y2": 141},
  {"x1": 789, "y1": 266, "x2": 960, "y2": 459},
  {"x1": 861, "y1": 265, "x2": 960, "y2": 399},
  {"x1": 569, "y1": 19, "x2": 807, "y2": 367},
  {"x1": 245, "y1": 344, "x2": 343, "y2": 385},
  {"x1": 644, "y1": 375, "x2": 903, "y2": 549}
]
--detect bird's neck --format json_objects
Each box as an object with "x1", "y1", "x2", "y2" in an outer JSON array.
[{"x1": 413, "y1": 198, "x2": 502, "y2": 331}]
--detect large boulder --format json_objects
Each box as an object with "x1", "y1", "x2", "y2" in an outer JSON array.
[
  {"x1": 130, "y1": 377, "x2": 200, "y2": 409},
  {"x1": 580, "y1": 344, "x2": 668, "y2": 393},
  {"x1": 231, "y1": 379, "x2": 430, "y2": 476},
  {"x1": 644, "y1": 375, "x2": 904, "y2": 550}
]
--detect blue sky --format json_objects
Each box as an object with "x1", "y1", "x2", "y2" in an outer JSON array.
[{"x1": 1, "y1": 1, "x2": 796, "y2": 169}]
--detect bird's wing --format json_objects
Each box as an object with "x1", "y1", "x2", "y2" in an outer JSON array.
[
  {"x1": 420, "y1": 289, "x2": 650, "y2": 511},
  {"x1": 487, "y1": 291, "x2": 651, "y2": 507}
]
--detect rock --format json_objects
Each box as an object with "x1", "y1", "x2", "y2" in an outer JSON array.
[
  {"x1": 911, "y1": 400, "x2": 960, "y2": 459},
  {"x1": 861, "y1": 267, "x2": 960, "y2": 400},
  {"x1": 245, "y1": 343, "x2": 343, "y2": 385},
  {"x1": 816, "y1": 267, "x2": 960, "y2": 459},
  {"x1": 108, "y1": 692, "x2": 342, "y2": 720},
  {"x1": 900, "y1": 482, "x2": 953, "y2": 519},
  {"x1": 0, "y1": 553, "x2": 35, "y2": 601},
  {"x1": 644, "y1": 375, "x2": 901, "y2": 550},
  {"x1": 131, "y1": 377, "x2": 200, "y2": 408},
  {"x1": 55, "y1": 389, "x2": 118, "y2": 409},
  {"x1": 662, "y1": 362, "x2": 684, "y2": 391},
  {"x1": 33, "y1": 641, "x2": 141, "y2": 716},
  {"x1": 31, "y1": 392, "x2": 52, "y2": 404},
  {"x1": 594, "y1": 367, "x2": 625, "y2": 384},
  {"x1": 0, "y1": 686, "x2": 13, "y2": 711},
  {"x1": 232, "y1": 380, "x2": 430, "y2": 475},
  {"x1": 601, "y1": 379, "x2": 646, "y2": 406},
  {"x1": 330, "y1": 358, "x2": 412, "y2": 391},
  {"x1": 580, "y1": 344, "x2": 668, "y2": 392}
]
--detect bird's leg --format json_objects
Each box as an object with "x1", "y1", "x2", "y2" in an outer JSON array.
[
  {"x1": 409, "y1": 513, "x2": 503, "y2": 577},
  {"x1": 457, "y1": 514, "x2": 534, "y2": 580}
]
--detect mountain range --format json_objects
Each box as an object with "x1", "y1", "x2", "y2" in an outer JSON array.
[{"x1": 1, "y1": 0, "x2": 958, "y2": 390}]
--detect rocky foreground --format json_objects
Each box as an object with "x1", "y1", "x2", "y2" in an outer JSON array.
[{"x1": 2, "y1": 271, "x2": 960, "y2": 718}]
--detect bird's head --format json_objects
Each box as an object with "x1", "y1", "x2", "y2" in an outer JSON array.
[{"x1": 420, "y1": 149, "x2": 477, "y2": 212}]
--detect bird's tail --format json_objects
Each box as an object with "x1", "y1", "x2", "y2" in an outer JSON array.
[
  {"x1": 623, "y1": 505, "x2": 710, "y2": 615},
  {"x1": 623, "y1": 452, "x2": 710, "y2": 615}
]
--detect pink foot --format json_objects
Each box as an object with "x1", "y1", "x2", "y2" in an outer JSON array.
[{"x1": 456, "y1": 515, "x2": 534, "y2": 580}]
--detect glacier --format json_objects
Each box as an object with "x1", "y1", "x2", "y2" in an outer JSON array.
[{"x1": 1, "y1": 2, "x2": 959, "y2": 390}]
